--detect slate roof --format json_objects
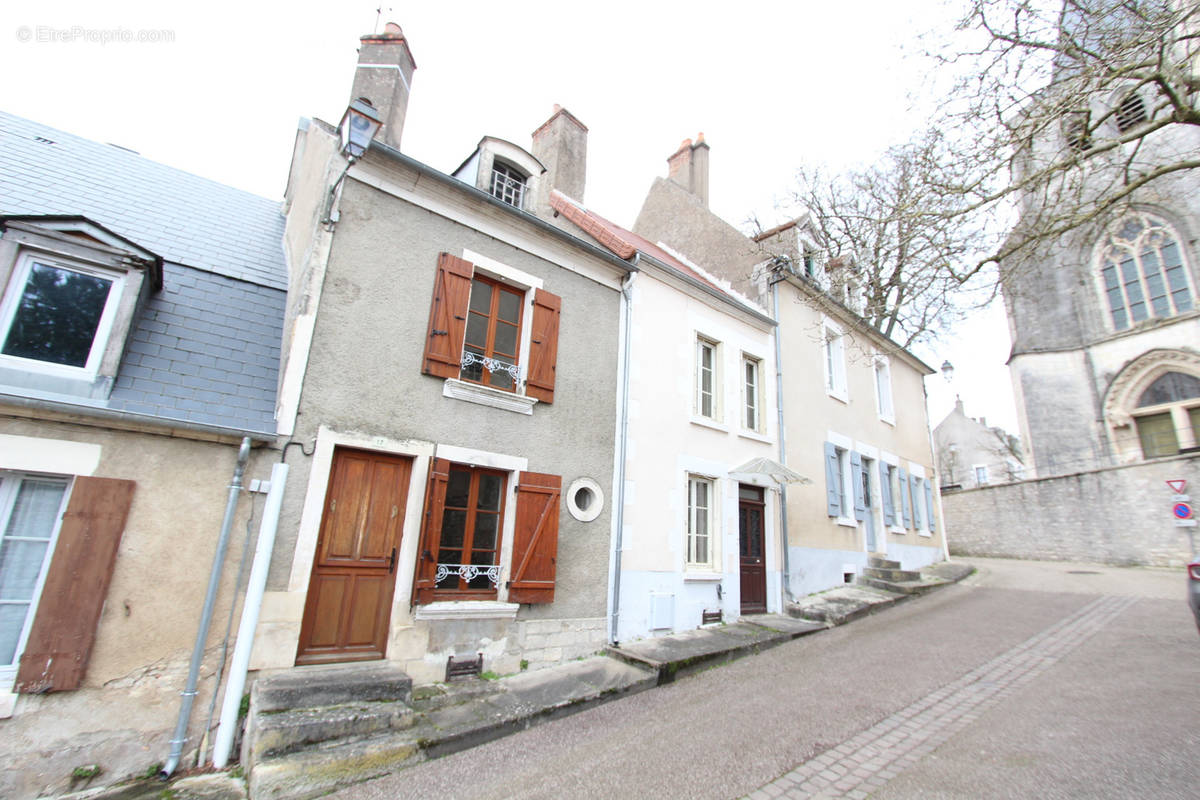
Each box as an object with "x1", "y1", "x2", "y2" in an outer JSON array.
[
  {"x1": 0, "y1": 111, "x2": 287, "y2": 289},
  {"x1": 0, "y1": 111, "x2": 286, "y2": 435}
]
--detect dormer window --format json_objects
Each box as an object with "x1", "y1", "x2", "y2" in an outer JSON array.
[{"x1": 489, "y1": 162, "x2": 527, "y2": 208}]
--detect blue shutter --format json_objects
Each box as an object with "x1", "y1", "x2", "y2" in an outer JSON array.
[
  {"x1": 910, "y1": 475, "x2": 922, "y2": 528},
  {"x1": 880, "y1": 465, "x2": 894, "y2": 526},
  {"x1": 850, "y1": 452, "x2": 866, "y2": 521},
  {"x1": 899, "y1": 468, "x2": 911, "y2": 527},
  {"x1": 824, "y1": 442, "x2": 842, "y2": 518},
  {"x1": 925, "y1": 479, "x2": 936, "y2": 532}
]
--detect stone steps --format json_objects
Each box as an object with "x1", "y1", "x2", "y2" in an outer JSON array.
[{"x1": 863, "y1": 565, "x2": 922, "y2": 582}]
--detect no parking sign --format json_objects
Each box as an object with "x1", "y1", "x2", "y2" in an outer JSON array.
[{"x1": 1169, "y1": 479, "x2": 1196, "y2": 527}]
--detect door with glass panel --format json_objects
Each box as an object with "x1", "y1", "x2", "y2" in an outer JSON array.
[
  {"x1": 0, "y1": 473, "x2": 70, "y2": 685},
  {"x1": 738, "y1": 484, "x2": 767, "y2": 614}
]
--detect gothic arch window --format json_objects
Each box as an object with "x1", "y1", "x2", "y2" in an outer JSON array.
[
  {"x1": 1097, "y1": 212, "x2": 1195, "y2": 331},
  {"x1": 1133, "y1": 371, "x2": 1200, "y2": 458}
]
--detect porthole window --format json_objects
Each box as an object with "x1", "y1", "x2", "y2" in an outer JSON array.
[{"x1": 566, "y1": 477, "x2": 603, "y2": 522}]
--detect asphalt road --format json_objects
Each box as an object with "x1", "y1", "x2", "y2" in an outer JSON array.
[{"x1": 333, "y1": 557, "x2": 1200, "y2": 799}]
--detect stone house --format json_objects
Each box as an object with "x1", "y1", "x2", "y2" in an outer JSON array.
[
  {"x1": 0, "y1": 111, "x2": 286, "y2": 796},
  {"x1": 634, "y1": 140, "x2": 947, "y2": 596},
  {"x1": 933, "y1": 398, "x2": 1025, "y2": 490},
  {"x1": 251, "y1": 26, "x2": 633, "y2": 687}
]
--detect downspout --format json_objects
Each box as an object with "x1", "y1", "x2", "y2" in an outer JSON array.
[
  {"x1": 771, "y1": 270, "x2": 794, "y2": 603},
  {"x1": 609, "y1": 265, "x2": 638, "y2": 645},
  {"x1": 211, "y1": 461, "x2": 288, "y2": 769},
  {"x1": 161, "y1": 437, "x2": 251, "y2": 780}
]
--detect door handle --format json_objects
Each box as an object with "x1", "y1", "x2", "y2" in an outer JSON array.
[{"x1": 388, "y1": 547, "x2": 397, "y2": 574}]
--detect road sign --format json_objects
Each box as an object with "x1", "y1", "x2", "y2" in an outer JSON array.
[
  {"x1": 1175, "y1": 502, "x2": 1193, "y2": 520},
  {"x1": 1167, "y1": 479, "x2": 1188, "y2": 494}
]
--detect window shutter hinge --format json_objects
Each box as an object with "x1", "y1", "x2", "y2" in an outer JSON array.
[{"x1": 431, "y1": 329, "x2": 448, "y2": 336}]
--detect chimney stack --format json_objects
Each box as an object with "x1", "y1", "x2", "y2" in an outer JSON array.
[
  {"x1": 532, "y1": 105, "x2": 588, "y2": 210},
  {"x1": 348, "y1": 22, "x2": 416, "y2": 151},
  {"x1": 666, "y1": 133, "x2": 709, "y2": 207}
]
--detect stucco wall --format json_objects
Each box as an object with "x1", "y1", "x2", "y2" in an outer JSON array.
[
  {"x1": 0, "y1": 416, "x2": 271, "y2": 798},
  {"x1": 943, "y1": 453, "x2": 1199, "y2": 567}
]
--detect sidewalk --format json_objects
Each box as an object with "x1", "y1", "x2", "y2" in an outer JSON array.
[{"x1": 67, "y1": 560, "x2": 974, "y2": 800}]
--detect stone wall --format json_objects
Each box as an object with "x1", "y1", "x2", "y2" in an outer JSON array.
[{"x1": 943, "y1": 452, "x2": 1199, "y2": 567}]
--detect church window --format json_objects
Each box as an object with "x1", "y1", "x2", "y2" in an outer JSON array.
[
  {"x1": 1133, "y1": 371, "x2": 1200, "y2": 458},
  {"x1": 1098, "y1": 213, "x2": 1194, "y2": 331}
]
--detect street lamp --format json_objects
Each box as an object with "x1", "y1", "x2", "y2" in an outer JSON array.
[
  {"x1": 339, "y1": 98, "x2": 383, "y2": 160},
  {"x1": 940, "y1": 360, "x2": 955, "y2": 383}
]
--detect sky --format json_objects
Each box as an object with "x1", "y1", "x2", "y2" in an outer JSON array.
[{"x1": 0, "y1": 0, "x2": 1018, "y2": 434}]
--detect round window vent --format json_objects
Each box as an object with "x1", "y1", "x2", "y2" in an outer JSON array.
[{"x1": 566, "y1": 477, "x2": 603, "y2": 522}]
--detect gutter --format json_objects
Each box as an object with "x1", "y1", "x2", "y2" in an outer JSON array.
[
  {"x1": 609, "y1": 265, "x2": 638, "y2": 645},
  {"x1": 771, "y1": 274, "x2": 794, "y2": 603}
]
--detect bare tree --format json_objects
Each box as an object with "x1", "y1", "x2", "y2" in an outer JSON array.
[{"x1": 928, "y1": 0, "x2": 1200, "y2": 280}]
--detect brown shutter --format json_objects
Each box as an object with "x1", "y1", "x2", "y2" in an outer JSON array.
[
  {"x1": 508, "y1": 472, "x2": 561, "y2": 604},
  {"x1": 422, "y1": 253, "x2": 474, "y2": 379},
  {"x1": 412, "y1": 458, "x2": 450, "y2": 605},
  {"x1": 16, "y1": 477, "x2": 135, "y2": 693},
  {"x1": 525, "y1": 289, "x2": 561, "y2": 404}
]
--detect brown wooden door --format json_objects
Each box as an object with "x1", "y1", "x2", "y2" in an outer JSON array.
[
  {"x1": 296, "y1": 449, "x2": 412, "y2": 665},
  {"x1": 739, "y1": 485, "x2": 767, "y2": 614}
]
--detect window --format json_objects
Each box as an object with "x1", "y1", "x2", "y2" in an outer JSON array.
[
  {"x1": 413, "y1": 459, "x2": 561, "y2": 605},
  {"x1": 974, "y1": 465, "x2": 990, "y2": 486},
  {"x1": 823, "y1": 442, "x2": 852, "y2": 521},
  {"x1": 0, "y1": 253, "x2": 125, "y2": 377},
  {"x1": 686, "y1": 475, "x2": 715, "y2": 568},
  {"x1": 823, "y1": 320, "x2": 847, "y2": 401},
  {"x1": 1099, "y1": 213, "x2": 1194, "y2": 331},
  {"x1": 742, "y1": 355, "x2": 761, "y2": 431},
  {"x1": 874, "y1": 355, "x2": 894, "y2": 423},
  {"x1": 0, "y1": 474, "x2": 69, "y2": 678},
  {"x1": 1065, "y1": 110, "x2": 1092, "y2": 153},
  {"x1": 1133, "y1": 371, "x2": 1200, "y2": 458},
  {"x1": 422, "y1": 253, "x2": 560, "y2": 408},
  {"x1": 802, "y1": 248, "x2": 818, "y2": 278},
  {"x1": 696, "y1": 337, "x2": 719, "y2": 419},
  {"x1": 1115, "y1": 92, "x2": 1147, "y2": 133},
  {"x1": 462, "y1": 275, "x2": 523, "y2": 392},
  {"x1": 433, "y1": 465, "x2": 506, "y2": 595},
  {"x1": 489, "y1": 162, "x2": 527, "y2": 208}
]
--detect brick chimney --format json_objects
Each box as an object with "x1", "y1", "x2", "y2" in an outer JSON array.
[
  {"x1": 666, "y1": 133, "x2": 709, "y2": 207},
  {"x1": 348, "y1": 22, "x2": 416, "y2": 151},
  {"x1": 532, "y1": 105, "x2": 588, "y2": 212}
]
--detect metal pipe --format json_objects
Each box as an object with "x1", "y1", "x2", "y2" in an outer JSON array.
[
  {"x1": 212, "y1": 462, "x2": 288, "y2": 769},
  {"x1": 772, "y1": 275, "x2": 794, "y2": 603},
  {"x1": 161, "y1": 437, "x2": 251, "y2": 779},
  {"x1": 609, "y1": 267, "x2": 638, "y2": 644}
]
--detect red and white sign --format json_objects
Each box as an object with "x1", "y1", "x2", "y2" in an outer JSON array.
[{"x1": 1167, "y1": 479, "x2": 1188, "y2": 494}]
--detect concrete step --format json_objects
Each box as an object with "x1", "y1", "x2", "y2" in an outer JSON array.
[
  {"x1": 864, "y1": 566, "x2": 921, "y2": 582},
  {"x1": 245, "y1": 699, "x2": 414, "y2": 762},
  {"x1": 251, "y1": 662, "x2": 412, "y2": 712},
  {"x1": 868, "y1": 555, "x2": 902, "y2": 570},
  {"x1": 247, "y1": 730, "x2": 424, "y2": 800},
  {"x1": 857, "y1": 576, "x2": 929, "y2": 595}
]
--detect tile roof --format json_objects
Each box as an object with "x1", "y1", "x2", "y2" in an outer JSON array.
[
  {"x1": 0, "y1": 111, "x2": 287, "y2": 289},
  {"x1": 549, "y1": 190, "x2": 766, "y2": 314}
]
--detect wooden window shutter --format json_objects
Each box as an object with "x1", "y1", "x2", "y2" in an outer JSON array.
[
  {"x1": 525, "y1": 289, "x2": 561, "y2": 404},
  {"x1": 422, "y1": 253, "x2": 474, "y2": 379},
  {"x1": 412, "y1": 458, "x2": 450, "y2": 605},
  {"x1": 850, "y1": 452, "x2": 866, "y2": 521},
  {"x1": 16, "y1": 477, "x2": 135, "y2": 693},
  {"x1": 924, "y1": 479, "x2": 936, "y2": 532},
  {"x1": 898, "y1": 468, "x2": 911, "y2": 528},
  {"x1": 823, "y1": 442, "x2": 841, "y2": 518},
  {"x1": 880, "y1": 466, "x2": 894, "y2": 525},
  {"x1": 508, "y1": 472, "x2": 561, "y2": 604}
]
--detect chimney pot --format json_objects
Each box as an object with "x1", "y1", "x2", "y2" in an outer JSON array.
[{"x1": 665, "y1": 135, "x2": 709, "y2": 207}]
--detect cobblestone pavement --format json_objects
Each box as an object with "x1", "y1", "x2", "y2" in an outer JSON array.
[{"x1": 744, "y1": 594, "x2": 1137, "y2": 800}]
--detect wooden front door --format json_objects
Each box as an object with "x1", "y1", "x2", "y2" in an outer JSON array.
[
  {"x1": 297, "y1": 448, "x2": 412, "y2": 665},
  {"x1": 739, "y1": 484, "x2": 767, "y2": 614}
]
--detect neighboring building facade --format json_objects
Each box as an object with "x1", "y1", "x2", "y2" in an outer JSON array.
[
  {"x1": 251, "y1": 26, "x2": 632, "y2": 686},
  {"x1": 634, "y1": 141, "x2": 946, "y2": 598},
  {"x1": 0, "y1": 111, "x2": 286, "y2": 797},
  {"x1": 934, "y1": 398, "x2": 1025, "y2": 490},
  {"x1": 550, "y1": 190, "x2": 782, "y2": 642}
]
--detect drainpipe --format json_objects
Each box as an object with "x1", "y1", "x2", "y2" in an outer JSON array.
[
  {"x1": 161, "y1": 437, "x2": 251, "y2": 780},
  {"x1": 771, "y1": 271, "x2": 794, "y2": 603},
  {"x1": 609, "y1": 266, "x2": 638, "y2": 645},
  {"x1": 211, "y1": 461, "x2": 288, "y2": 769}
]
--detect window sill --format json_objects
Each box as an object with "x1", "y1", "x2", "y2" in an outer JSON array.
[
  {"x1": 826, "y1": 388, "x2": 849, "y2": 405},
  {"x1": 690, "y1": 416, "x2": 729, "y2": 434},
  {"x1": 683, "y1": 571, "x2": 723, "y2": 582},
  {"x1": 737, "y1": 429, "x2": 772, "y2": 445},
  {"x1": 918, "y1": 530, "x2": 933, "y2": 538},
  {"x1": 414, "y1": 601, "x2": 519, "y2": 621},
  {"x1": 836, "y1": 517, "x2": 857, "y2": 528},
  {"x1": 889, "y1": 526, "x2": 907, "y2": 535},
  {"x1": 878, "y1": 415, "x2": 896, "y2": 427},
  {"x1": 443, "y1": 378, "x2": 537, "y2": 415}
]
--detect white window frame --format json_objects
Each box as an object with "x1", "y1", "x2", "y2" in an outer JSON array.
[
  {"x1": 695, "y1": 335, "x2": 721, "y2": 421},
  {"x1": 827, "y1": 431, "x2": 856, "y2": 528},
  {"x1": 881, "y1": 458, "x2": 905, "y2": 531},
  {"x1": 973, "y1": 464, "x2": 990, "y2": 486},
  {"x1": 685, "y1": 474, "x2": 717, "y2": 570},
  {"x1": 0, "y1": 252, "x2": 126, "y2": 380},
  {"x1": 822, "y1": 318, "x2": 847, "y2": 403},
  {"x1": 489, "y1": 161, "x2": 527, "y2": 208},
  {"x1": 741, "y1": 353, "x2": 762, "y2": 432},
  {"x1": 0, "y1": 471, "x2": 72, "y2": 688},
  {"x1": 874, "y1": 354, "x2": 895, "y2": 425}
]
